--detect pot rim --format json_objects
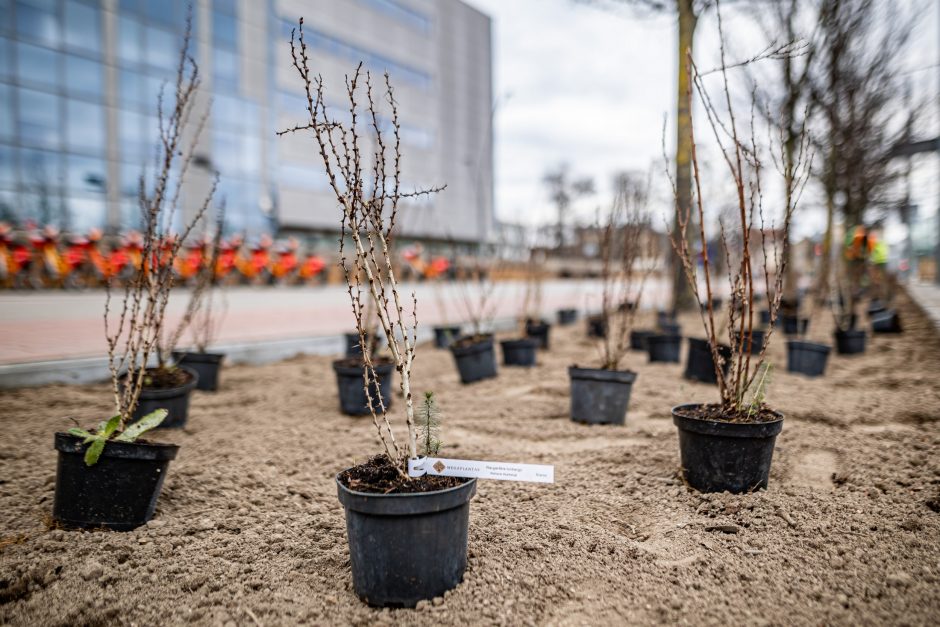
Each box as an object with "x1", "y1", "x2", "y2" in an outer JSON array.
[
  {"x1": 172, "y1": 350, "x2": 225, "y2": 363},
  {"x1": 671, "y1": 403, "x2": 784, "y2": 437},
  {"x1": 786, "y1": 339, "x2": 832, "y2": 353},
  {"x1": 568, "y1": 365, "x2": 637, "y2": 384},
  {"x1": 332, "y1": 358, "x2": 396, "y2": 375},
  {"x1": 449, "y1": 334, "x2": 494, "y2": 356},
  {"x1": 501, "y1": 337, "x2": 539, "y2": 349},
  {"x1": 336, "y1": 473, "x2": 477, "y2": 516},
  {"x1": 126, "y1": 365, "x2": 199, "y2": 399},
  {"x1": 54, "y1": 431, "x2": 180, "y2": 461}
]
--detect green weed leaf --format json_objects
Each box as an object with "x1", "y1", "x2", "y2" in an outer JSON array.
[
  {"x1": 101, "y1": 414, "x2": 122, "y2": 438},
  {"x1": 84, "y1": 438, "x2": 106, "y2": 466},
  {"x1": 68, "y1": 427, "x2": 93, "y2": 441},
  {"x1": 115, "y1": 409, "x2": 168, "y2": 442}
]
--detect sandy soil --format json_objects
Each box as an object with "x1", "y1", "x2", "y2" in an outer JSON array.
[{"x1": 1, "y1": 292, "x2": 939, "y2": 626}]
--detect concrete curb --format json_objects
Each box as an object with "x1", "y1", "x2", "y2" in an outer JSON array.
[{"x1": 0, "y1": 316, "x2": 523, "y2": 389}]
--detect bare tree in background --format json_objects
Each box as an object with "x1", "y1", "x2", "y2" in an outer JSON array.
[
  {"x1": 809, "y1": 0, "x2": 919, "y2": 302},
  {"x1": 543, "y1": 163, "x2": 595, "y2": 252}
]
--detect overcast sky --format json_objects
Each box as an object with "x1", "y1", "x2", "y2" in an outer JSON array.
[{"x1": 463, "y1": 0, "x2": 940, "y2": 244}]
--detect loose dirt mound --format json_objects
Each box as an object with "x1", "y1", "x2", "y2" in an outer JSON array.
[{"x1": 1, "y1": 293, "x2": 939, "y2": 625}]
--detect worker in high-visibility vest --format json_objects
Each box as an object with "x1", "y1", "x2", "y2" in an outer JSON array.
[
  {"x1": 843, "y1": 224, "x2": 871, "y2": 298},
  {"x1": 868, "y1": 228, "x2": 890, "y2": 301}
]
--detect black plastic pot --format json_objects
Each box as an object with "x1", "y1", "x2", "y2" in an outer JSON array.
[
  {"x1": 647, "y1": 334, "x2": 682, "y2": 363},
  {"x1": 871, "y1": 309, "x2": 902, "y2": 334},
  {"x1": 834, "y1": 329, "x2": 866, "y2": 355},
  {"x1": 759, "y1": 309, "x2": 771, "y2": 326},
  {"x1": 672, "y1": 404, "x2": 783, "y2": 493},
  {"x1": 657, "y1": 310, "x2": 677, "y2": 328},
  {"x1": 333, "y1": 360, "x2": 395, "y2": 415},
  {"x1": 587, "y1": 315, "x2": 606, "y2": 338},
  {"x1": 52, "y1": 432, "x2": 179, "y2": 531},
  {"x1": 337, "y1": 477, "x2": 476, "y2": 607},
  {"x1": 501, "y1": 338, "x2": 538, "y2": 367},
  {"x1": 525, "y1": 319, "x2": 551, "y2": 349},
  {"x1": 699, "y1": 297, "x2": 723, "y2": 312},
  {"x1": 432, "y1": 325, "x2": 462, "y2": 349},
  {"x1": 684, "y1": 338, "x2": 731, "y2": 384},
  {"x1": 569, "y1": 366, "x2": 637, "y2": 425},
  {"x1": 345, "y1": 332, "x2": 376, "y2": 358},
  {"x1": 658, "y1": 321, "x2": 681, "y2": 336},
  {"x1": 742, "y1": 329, "x2": 765, "y2": 354},
  {"x1": 630, "y1": 329, "x2": 656, "y2": 351},
  {"x1": 557, "y1": 308, "x2": 578, "y2": 326},
  {"x1": 449, "y1": 335, "x2": 498, "y2": 384},
  {"x1": 867, "y1": 300, "x2": 887, "y2": 317},
  {"x1": 172, "y1": 351, "x2": 224, "y2": 391},
  {"x1": 781, "y1": 315, "x2": 809, "y2": 336},
  {"x1": 786, "y1": 340, "x2": 831, "y2": 377},
  {"x1": 130, "y1": 366, "x2": 199, "y2": 428}
]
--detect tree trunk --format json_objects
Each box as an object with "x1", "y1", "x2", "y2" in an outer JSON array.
[{"x1": 671, "y1": 0, "x2": 697, "y2": 312}]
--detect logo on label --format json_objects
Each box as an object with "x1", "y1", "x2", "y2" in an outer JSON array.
[{"x1": 433, "y1": 460, "x2": 446, "y2": 473}]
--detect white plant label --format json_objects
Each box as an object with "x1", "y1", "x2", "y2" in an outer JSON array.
[{"x1": 408, "y1": 457, "x2": 554, "y2": 483}]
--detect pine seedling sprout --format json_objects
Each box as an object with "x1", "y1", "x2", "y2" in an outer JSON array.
[{"x1": 418, "y1": 391, "x2": 443, "y2": 458}]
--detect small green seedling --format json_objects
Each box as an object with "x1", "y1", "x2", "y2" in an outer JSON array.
[
  {"x1": 68, "y1": 409, "x2": 168, "y2": 466},
  {"x1": 418, "y1": 391, "x2": 443, "y2": 457}
]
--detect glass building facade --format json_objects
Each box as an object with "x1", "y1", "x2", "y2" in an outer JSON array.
[{"x1": 0, "y1": 0, "x2": 493, "y2": 245}]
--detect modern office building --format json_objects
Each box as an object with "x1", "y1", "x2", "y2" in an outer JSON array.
[{"x1": 0, "y1": 0, "x2": 494, "y2": 248}]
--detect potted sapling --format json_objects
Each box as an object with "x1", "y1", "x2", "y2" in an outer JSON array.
[
  {"x1": 786, "y1": 275, "x2": 832, "y2": 377},
  {"x1": 556, "y1": 284, "x2": 580, "y2": 326},
  {"x1": 431, "y1": 244, "x2": 461, "y2": 348},
  {"x1": 668, "y1": 36, "x2": 811, "y2": 493},
  {"x1": 450, "y1": 250, "x2": 499, "y2": 383},
  {"x1": 522, "y1": 252, "x2": 551, "y2": 348},
  {"x1": 279, "y1": 30, "x2": 473, "y2": 607},
  {"x1": 570, "y1": 174, "x2": 654, "y2": 425},
  {"x1": 53, "y1": 19, "x2": 211, "y2": 527},
  {"x1": 126, "y1": 23, "x2": 216, "y2": 428},
  {"x1": 501, "y1": 256, "x2": 541, "y2": 367},
  {"x1": 171, "y1": 205, "x2": 228, "y2": 391}
]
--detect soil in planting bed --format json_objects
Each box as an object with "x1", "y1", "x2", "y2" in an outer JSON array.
[
  {"x1": 1, "y1": 291, "x2": 940, "y2": 625},
  {"x1": 338, "y1": 455, "x2": 464, "y2": 494},
  {"x1": 451, "y1": 334, "x2": 492, "y2": 349}
]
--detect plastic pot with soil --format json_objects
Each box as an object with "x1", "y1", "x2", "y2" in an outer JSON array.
[
  {"x1": 556, "y1": 308, "x2": 578, "y2": 326},
  {"x1": 630, "y1": 329, "x2": 656, "y2": 351},
  {"x1": 524, "y1": 319, "x2": 551, "y2": 349},
  {"x1": 432, "y1": 325, "x2": 462, "y2": 349},
  {"x1": 786, "y1": 340, "x2": 831, "y2": 377},
  {"x1": 172, "y1": 351, "x2": 224, "y2": 391},
  {"x1": 781, "y1": 315, "x2": 809, "y2": 336},
  {"x1": 684, "y1": 338, "x2": 731, "y2": 384},
  {"x1": 672, "y1": 404, "x2": 784, "y2": 493},
  {"x1": 449, "y1": 335, "x2": 498, "y2": 384},
  {"x1": 647, "y1": 334, "x2": 682, "y2": 363},
  {"x1": 742, "y1": 329, "x2": 765, "y2": 354},
  {"x1": 569, "y1": 366, "x2": 637, "y2": 425},
  {"x1": 333, "y1": 358, "x2": 395, "y2": 415},
  {"x1": 125, "y1": 366, "x2": 199, "y2": 428},
  {"x1": 871, "y1": 309, "x2": 902, "y2": 334},
  {"x1": 586, "y1": 315, "x2": 607, "y2": 338},
  {"x1": 337, "y1": 459, "x2": 476, "y2": 608},
  {"x1": 52, "y1": 431, "x2": 179, "y2": 530},
  {"x1": 501, "y1": 338, "x2": 538, "y2": 367},
  {"x1": 834, "y1": 329, "x2": 866, "y2": 355},
  {"x1": 345, "y1": 332, "x2": 377, "y2": 358}
]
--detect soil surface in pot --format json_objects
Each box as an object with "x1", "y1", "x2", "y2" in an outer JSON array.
[
  {"x1": 333, "y1": 356, "x2": 394, "y2": 369},
  {"x1": 451, "y1": 334, "x2": 491, "y2": 350},
  {"x1": 338, "y1": 455, "x2": 464, "y2": 494},
  {"x1": 673, "y1": 402, "x2": 780, "y2": 424},
  {"x1": 131, "y1": 366, "x2": 193, "y2": 390},
  {"x1": 2, "y1": 292, "x2": 940, "y2": 625}
]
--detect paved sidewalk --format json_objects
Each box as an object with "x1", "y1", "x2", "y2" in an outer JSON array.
[{"x1": 906, "y1": 281, "x2": 940, "y2": 332}]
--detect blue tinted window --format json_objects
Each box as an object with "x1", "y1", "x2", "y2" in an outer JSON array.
[
  {"x1": 118, "y1": 0, "x2": 137, "y2": 14},
  {"x1": 119, "y1": 161, "x2": 143, "y2": 196},
  {"x1": 145, "y1": 0, "x2": 181, "y2": 28},
  {"x1": 16, "y1": 42, "x2": 60, "y2": 89},
  {"x1": 213, "y1": 46, "x2": 237, "y2": 91},
  {"x1": 64, "y1": 1, "x2": 101, "y2": 54},
  {"x1": 65, "y1": 56, "x2": 104, "y2": 99},
  {"x1": 18, "y1": 88, "x2": 60, "y2": 149},
  {"x1": 66, "y1": 99, "x2": 105, "y2": 153},
  {"x1": 144, "y1": 26, "x2": 176, "y2": 71},
  {"x1": 64, "y1": 193, "x2": 106, "y2": 230},
  {"x1": 0, "y1": 0, "x2": 10, "y2": 35},
  {"x1": 18, "y1": 147, "x2": 62, "y2": 191},
  {"x1": 213, "y1": 12, "x2": 237, "y2": 49},
  {"x1": 142, "y1": 74, "x2": 166, "y2": 113},
  {"x1": 118, "y1": 107, "x2": 145, "y2": 161},
  {"x1": 16, "y1": 1, "x2": 60, "y2": 47},
  {"x1": 0, "y1": 38, "x2": 10, "y2": 79},
  {"x1": 117, "y1": 16, "x2": 141, "y2": 64},
  {"x1": 359, "y1": 0, "x2": 430, "y2": 33},
  {"x1": 66, "y1": 154, "x2": 107, "y2": 192},
  {"x1": 118, "y1": 67, "x2": 143, "y2": 107},
  {"x1": 0, "y1": 144, "x2": 14, "y2": 187},
  {"x1": 213, "y1": 0, "x2": 236, "y2": 15},
  {"x1": 0, "y1": 83, "x2": 12, "y2": 141}
]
